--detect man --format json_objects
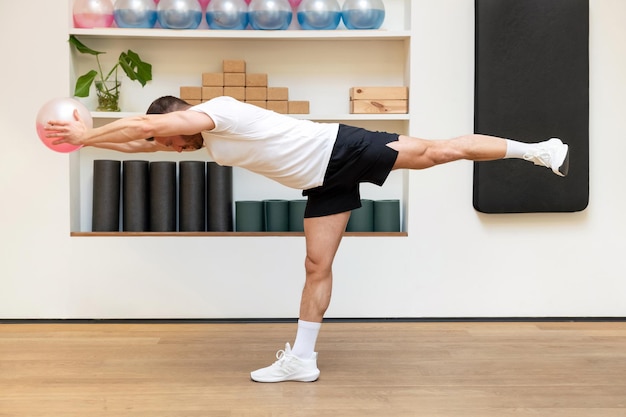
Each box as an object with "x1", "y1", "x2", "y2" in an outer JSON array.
[{"x1": 47, "y1": 95, "x2": 569, "y2": 383}]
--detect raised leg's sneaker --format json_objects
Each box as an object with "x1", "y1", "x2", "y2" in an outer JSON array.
[
  {"x1": 523, "y1": 138, "x2": 570, "y2": 177},
  {"x1": 250, "y1": 343, "x2": 320, "y2": 383}
]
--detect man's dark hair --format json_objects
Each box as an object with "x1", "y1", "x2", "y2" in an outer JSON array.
[
  {"x1": 145, "y1": 96, "x2": 191, "y2": 141},
  {"x1": 146, "y1": 95, "x2": 190, "y2": 114}
]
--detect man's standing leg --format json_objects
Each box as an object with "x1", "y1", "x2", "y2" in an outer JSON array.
[{"x1": 250, "y1": 211, "x2": 350, "y2": 383}]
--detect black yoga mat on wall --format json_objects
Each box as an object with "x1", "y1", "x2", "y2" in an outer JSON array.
[
  {"x1": 473, "y1": 0, "x2": 589, "y2": 213},
  {"x1": 123, "y1": 160, "x2": 150, "y2": 232},
  {"x1": 150, "y1": 161, "x2": 177, "y2": 232},
  {"x1": 179, "y1": 161, "x2": 206, "y2": 232},
  {"x1": 92, "y1": 160, "x2": 121, "y2": 232},
  {"x1": 206, "y1": 162, "x2": 233, "y2": 232}
]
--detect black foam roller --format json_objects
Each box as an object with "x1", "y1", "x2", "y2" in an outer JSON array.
[
  {"x1": 122, "y1": 160, "x2": 150, "y2": 232},
  {"x1": 179, "y1": 161, "x2": 206, "y2": 232},
  {"x1": 206, "y1": 162, "x2": 233, "y2": 232},
  {"x1": 150, "y1": 161, "x2": 177, "y2": 232},
  {"x1": 473, "y1": 0, "x2": 589, "y2": 213},
  {"x1": 92, "y1": 159, "x2": 121, "y2": 232}
]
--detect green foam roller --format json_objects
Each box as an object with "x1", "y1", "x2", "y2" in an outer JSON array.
[{"x1": 374, "y1": 200, "x2": 401, "y2": 232}]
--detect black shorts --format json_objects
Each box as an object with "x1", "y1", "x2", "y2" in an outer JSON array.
[{"x1": 303, "y1": 124, "x2": 399, "y2": 218}]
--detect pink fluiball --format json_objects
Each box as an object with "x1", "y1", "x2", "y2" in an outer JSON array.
[
  {"x1": 35, "y1": 98, "x2": 93, "y2": 153},
  {"x1": 73, "y1": 0, "x2": 115, "y2": 28}
]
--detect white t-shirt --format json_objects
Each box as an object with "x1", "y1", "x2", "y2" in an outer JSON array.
[{"x1": 190, "y1": 96, "x2": 339, "y2": 190}]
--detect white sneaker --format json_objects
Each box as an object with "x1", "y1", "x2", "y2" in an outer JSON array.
[
  {"x1": 523, "y1": 138, "x2": 570, "y2": 177},
  {"x1": 250, "y1": 343, "x2": 320, "y2": 383}
]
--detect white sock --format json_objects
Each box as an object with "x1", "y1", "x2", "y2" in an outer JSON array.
[
  {"x1": 504, "y1": 139, "x2": 537, "y2": 159},
  {"x1": 291, "y1": 320, "x2": 321, "y2": 359}
]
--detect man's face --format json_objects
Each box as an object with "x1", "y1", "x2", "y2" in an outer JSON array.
[{"x1": 155, "y1": 135, "x2": 191, "y2": 153}]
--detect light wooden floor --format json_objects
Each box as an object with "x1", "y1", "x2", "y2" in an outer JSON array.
[{"x1": 1, "y1": 321, "x2": 625, "y2": 417}]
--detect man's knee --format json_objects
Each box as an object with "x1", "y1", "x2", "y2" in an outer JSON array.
[{"x1": 304, "y1": 254, "x2": 332, "y2": 279}]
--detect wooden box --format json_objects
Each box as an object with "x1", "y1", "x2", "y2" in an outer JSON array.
[
  {"x1": 267, "y1": 87, "x2": 289, "y2": 101},
  {"x1": 202, "y1": 86, "x2": 224, "y2": 101},
  {"x1": 350, "y1": 86, "x2": 408, "y2": 100},
  {"x1": 245, "y1": 87, "x2": 267, "y2": 101},
  {"x1": 350, "y1": 100, "x2": 408, "y2": 114},
  {"x1": 223, "y1": 59, "x2": 246, "y2": 73},
  {"x1": 288, "y1": 101, "x2": 310, "y2": 114},
  {"x1": 223, "y1": 86, "x2": 245, "y2": 101},
  {"x1": 224, "y1": 73, "x2": 246, "y2": 86},
  {"x1": 266, "y1": 101, "x2": 288, "y2": 114},
  {"x1": 179, "y1": 86, "x2": 202, "y2": 100},
  {"x1": 202, "y1": 73, "x2": 224, "y2": 87},
  {"x1": 246, "y1": 73, "x2": 268, "y2": 87}
]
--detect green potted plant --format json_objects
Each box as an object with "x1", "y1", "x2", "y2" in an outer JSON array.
[{"x1": 69, "y1": 35, "x2": 152, "y2": 112}]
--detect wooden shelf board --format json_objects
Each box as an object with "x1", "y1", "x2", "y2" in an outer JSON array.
[
  {"x1": 91, "y1": 111, "x2": 410, "y2": 121},
  {"x1": 70, "y1": 231, "x2": 408, "y2": 237},
  {"x1": 69, "y1": 28, "x2": 411, "y2": 41}
]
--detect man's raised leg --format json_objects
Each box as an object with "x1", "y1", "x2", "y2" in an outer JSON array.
[{"x1": 389, "y1": 134, "x2": 569, "y2": 176}]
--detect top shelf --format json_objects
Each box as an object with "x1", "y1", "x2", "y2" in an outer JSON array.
[{"x1": 69, "y1": 28, "x2": 411, "y2": 41}]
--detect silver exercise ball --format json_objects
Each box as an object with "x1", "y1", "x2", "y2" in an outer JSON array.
[
  {"x1": 248, "y1": 0, "x2": 292, "y2": 30},
  {"x1": 157, "y1": 0, "x2": 203, "y2": 29},
  {"x1": 341, "y1": 0, "x2": 385, "y2": 30},
  {"x1": 206, "y1": 0, "x2": 249, "y2": 30},
  {"x1": 114, "y1": 0, "x2": 158, "y2": 28},
  {"x1": 297, "y1": 0, "x2": 341, "y2": 30}
]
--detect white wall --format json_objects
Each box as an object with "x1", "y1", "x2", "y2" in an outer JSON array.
[{"x1": 1, "y1": 0, "x2": 624, "y2": 319}]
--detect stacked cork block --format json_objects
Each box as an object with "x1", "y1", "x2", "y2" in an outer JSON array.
[
  {"x1": 350, "y1": 86, "x2": 409, "y2": 114},
  {"x1": 179, "y1": 60, "x2": 310, "y2": 114}
]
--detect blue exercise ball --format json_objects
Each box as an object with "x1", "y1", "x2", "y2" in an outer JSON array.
[
  {"x1": 206, "y1": 0, "x2": 249, "y2": 30},
  {"x1": 341, "y1": 0, "x2": 385, "y2": 30},
  {"x1": 114, "y1": 0, "x2": 157, "y2": 28},
  {"x1": 248, "y1": 0, "x2": 292, "y2": 30},
  {"x1": 297, "y1": 0, "x2": 340, "y2": 30},
  {"x1": 157, "y1": 0, "x2": 203, "y2": 29}
]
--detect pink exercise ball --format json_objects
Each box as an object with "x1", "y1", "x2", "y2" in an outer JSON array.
[
  {"x1": 35, "y1": 98, "x2": 93, "y2": 153},
  {"x1": 73, "y1": 0, "x2": 115, "y2": 28}
]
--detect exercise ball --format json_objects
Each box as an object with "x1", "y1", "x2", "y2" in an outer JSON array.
[
  {"x1": 248, "y1": 0, "x2": 292, "y2": 30},
  {"x1": 157, "y1": 0, "x2": 203, "y2": 29},
  {"x1": 297, "y1": 0, "x2": 340, "y2": 30},
  {"x1": 73, "y1": 0, "x2": 115, "y2": 28},
  {"x1": 114, "y1": 0, "x2": 158, "y2": 28},
  {"x1": 35, "y1": 98, "x2": 93, "y2": 153},
  {"x1": 206, "y1": 0, "x2": 249, "y2": 30},
  {"x1": 288, "y1": 0, "x2": 302, "y2": 7},
  {"x1": 341, "y1": 0, "x2": 385, "y2": 30}
]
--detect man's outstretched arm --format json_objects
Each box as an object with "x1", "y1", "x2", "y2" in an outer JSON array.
[
  {"x1": 46, "y1": 109, "x2": 215, "y2": 148},
  {"x1": 90, "y1": 139, "x2": 180, "y2": 153}
]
